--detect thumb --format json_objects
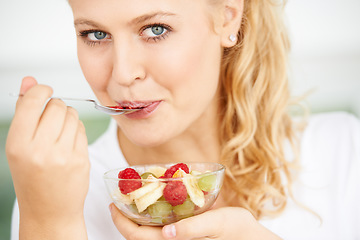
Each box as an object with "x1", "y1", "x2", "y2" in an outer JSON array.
[
  {"x1": 19, "y1": 76, "x2": 38, "y2": 95},
  {"x1": 162, "y1": 209, "x2": 222, "y2": 240},
  {"x1": 163, "y1": 220, "x2": 211, "y2": 240}
]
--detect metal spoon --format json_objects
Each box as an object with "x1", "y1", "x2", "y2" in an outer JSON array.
[{"x1": 11, "y1": 94, "x2": 141, "y2": 115}]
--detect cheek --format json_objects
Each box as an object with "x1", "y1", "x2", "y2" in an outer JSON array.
[
  {"x1": 77, "y1": 42, "x2": 111, "y2": 94},
  {"x1": 153, "y1": 34, "x2": 222, "y2": 108}
]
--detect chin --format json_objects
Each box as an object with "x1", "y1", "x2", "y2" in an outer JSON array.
[{"x1": 128, "y1": 134, "x2": 170, "y2": 148}]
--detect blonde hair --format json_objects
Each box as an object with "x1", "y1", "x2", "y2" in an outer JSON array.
[{"x1": 217, "y1": 0, "x2": 297, "y2": 219}]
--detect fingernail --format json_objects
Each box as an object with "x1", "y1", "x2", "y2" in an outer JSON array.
[
  {"x1": 163, "y1": 224, "x2": 176, "y2": 238},
  {"x1": 109, "y1": 204, "x2": 113, "y2": 212}
]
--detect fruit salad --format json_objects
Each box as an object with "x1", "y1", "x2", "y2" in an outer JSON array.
[{"x1": 106, "y1": 163, "x2": 223, "y2": 225}]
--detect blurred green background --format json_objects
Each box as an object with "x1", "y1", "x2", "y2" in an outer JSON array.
[{"x1": 0, "y1": 116, "x2": 110, "y2": 239}]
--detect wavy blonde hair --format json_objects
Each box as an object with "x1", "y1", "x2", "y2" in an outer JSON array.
[{"x1": 213, "y1": 0, "x2": 298, "y2": 219}]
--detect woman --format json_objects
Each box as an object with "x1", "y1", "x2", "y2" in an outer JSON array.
[{"x1": 7, "y1": 0, "x2": 360, "y2": 239}]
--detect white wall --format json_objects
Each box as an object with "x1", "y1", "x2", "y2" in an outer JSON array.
[
  {"x1": 1, "y1": 0, "x2": 359, "y2": 121},
  {"x1": 286, "y1": 0, "x2": 360, "y2": 116},
  {"x1": 0, "y1": 0, "x2": 96, "y2": 121}
]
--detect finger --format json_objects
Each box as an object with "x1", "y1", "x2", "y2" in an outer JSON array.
[
  {"x1": 12, "y1": 82, "x2": 53, "y2": 140},
  {"x1": 58, "y1": 106, "x2": 81, "y2": 149},
  {"x1": 57, "y1": 106, "x2": 79, "y2": 147},
  {"x1": 6, "y1": 77, "x2": 39, "y2": 157},
  {"x1": 109, "y1": 203, "x2": 165, "y2": 240},
  {"x1": 34, "y1": 98, "x2": 68, "y2": 143},
  {"x1": 19, "y1": 76, "x2": 38, "y2": 95},
  {"x1": 162, "y1": 209, "x2": 224, "y2": 240},
  {"x1": 73, "y1": 121, "x2": 90, "y2": 179},
  {"x1": 74, "y1": 120, "x2": 88, "y2": 152}
]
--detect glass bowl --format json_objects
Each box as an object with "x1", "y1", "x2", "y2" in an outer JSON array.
[{"x1": 103, "y1": 162, "x2": 225, "y2": 226}]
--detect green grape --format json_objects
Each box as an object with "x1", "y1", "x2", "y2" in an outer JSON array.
[
  {"x1": 150, "y1": 217, "x2": 163, "y2": 224},
  {"x1": 158, "y1": 196, "x2": 166, "y2": 202},
  {"x1": 141, "y1": 172, "x2": 156, "y2": 179},
  {"x1": 147, "y1": 201, "x2": 173, "y2": 218},
  {"x1": 173, "y1": 199, "x2": 195, "y2": 217},
  {"x1": 128, "y1": 203, "x2": 140, "y2": 214},
  {"x1": 198, "y1": 173, "x2": 217, "y2": 192}
]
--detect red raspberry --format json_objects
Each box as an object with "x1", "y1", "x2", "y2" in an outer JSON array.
[
  {"x1": 118, "y1": 168, "x2": 142, "y2": 194},
  {"x1": 163, "y1": 163, "x2": 190, "y2": 178},
  {"x1": 163, "y1": 181, "x2": 187, "y2": 206}
]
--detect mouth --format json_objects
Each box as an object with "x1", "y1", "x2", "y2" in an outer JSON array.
[
  {"x1": 115, "y1": 100, "x2": 162, "y2": 119},
  {"x1": 115, "y1": 101, "x2": 155, "y2": 110}
]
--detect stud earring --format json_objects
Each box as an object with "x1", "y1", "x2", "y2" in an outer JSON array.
[{"x1": 229, "y1": 34, "x2": 237, "y2": 42}]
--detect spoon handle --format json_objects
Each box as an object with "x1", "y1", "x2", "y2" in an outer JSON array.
[
  {"x1": 10, "y1": 93, "x2": 94, "y2": 103},
  {"x1": 51, "y1": 97, "x2": 95, "y2": 103}
]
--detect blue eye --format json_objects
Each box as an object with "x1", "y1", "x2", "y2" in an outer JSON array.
[
  {"x1": 141, "y1": 24, "x2": 171, "y2": 42},
  {"x1": 88, "y1": 31, "x2": 108, "y2": 40},
  {"x1": 78, "y1": 30, "x2": 112, "y2": 46},
  {"x1": 142, "y1": 25, "x2": 168, "y2": 37},
  {"x1": 94, "y1": 31, "x2": 107, "y2": 39},
  {"x1": 151, "y1": 26, "x2": 164, "y2": 35}
]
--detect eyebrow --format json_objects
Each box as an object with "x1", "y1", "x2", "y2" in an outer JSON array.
[
  {"x1": 74, "y1": 19, "x2": 105, "y2": 29},
  {"x1": 129, "y1": 12, "x2": 176, "y2": 26},
  {"x1": 74, "y1": 11, "x2": 176, "y2": 28}
]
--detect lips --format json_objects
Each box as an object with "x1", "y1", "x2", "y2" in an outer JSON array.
[
  {"x1": 116, "y1": 100, "x2": 162, "y2": 119},
  {"x1": 117, "y1": 101, "x2": 153, "y2": 109}
]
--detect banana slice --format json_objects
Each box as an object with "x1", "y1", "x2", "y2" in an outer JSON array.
[
  {"x1": 190, "y1": 170, "x2": 202, "y2": 176},
  {"x1": 183, "y1": 174, "x2": 205, "y2": 208},
  {"x1": 129, "y1": 175, "x2": 159, "y2": 200},
  {"x1": 112, "y1": 189, "x2": 133, "y2": 205},
  {"x1": 135, "y1": 183, "x2": 166, "y2": 212},
  {"x1": 147, "y1": 166, "x2": 167, "y2": 178}
]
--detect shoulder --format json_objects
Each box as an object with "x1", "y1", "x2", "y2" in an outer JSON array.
[
  {"x1": 264, "y1": 112, "x2": 360, "y2": 238},
  {"x1": 301, "y1": 111, "x2": 359, "y2": 156},
  {"x1": 305, "y1": 111, "x2": 360, "y2": 134},
  {"x1": 299, "y1": 111, "x2": 360, "y2": 189}
]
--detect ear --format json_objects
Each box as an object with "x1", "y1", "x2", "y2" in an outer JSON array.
[{"x1": 220, "y1": 0, "x2": 244, "y2": 48}]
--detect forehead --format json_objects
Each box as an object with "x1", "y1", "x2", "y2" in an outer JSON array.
[{"x1": 69, "y1": 0, "x2": 209, "y2": 22}]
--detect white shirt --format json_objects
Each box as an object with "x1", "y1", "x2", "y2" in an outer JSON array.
[{"x1": 11, "y1": 112, "x2": 360, "y2": 239}]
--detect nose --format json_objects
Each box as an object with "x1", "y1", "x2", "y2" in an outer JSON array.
[{"x1": 111, "y1": 39, "x2": 146, "y2": 86}]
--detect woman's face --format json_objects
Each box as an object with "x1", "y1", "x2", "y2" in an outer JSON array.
[{"x1": 70, "y1": 0, "x2": 224, "y2": 147}]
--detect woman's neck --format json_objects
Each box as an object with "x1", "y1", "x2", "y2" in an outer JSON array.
[{"x1": 117, "y1": 103, "x2": 221, "y2": 166}]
